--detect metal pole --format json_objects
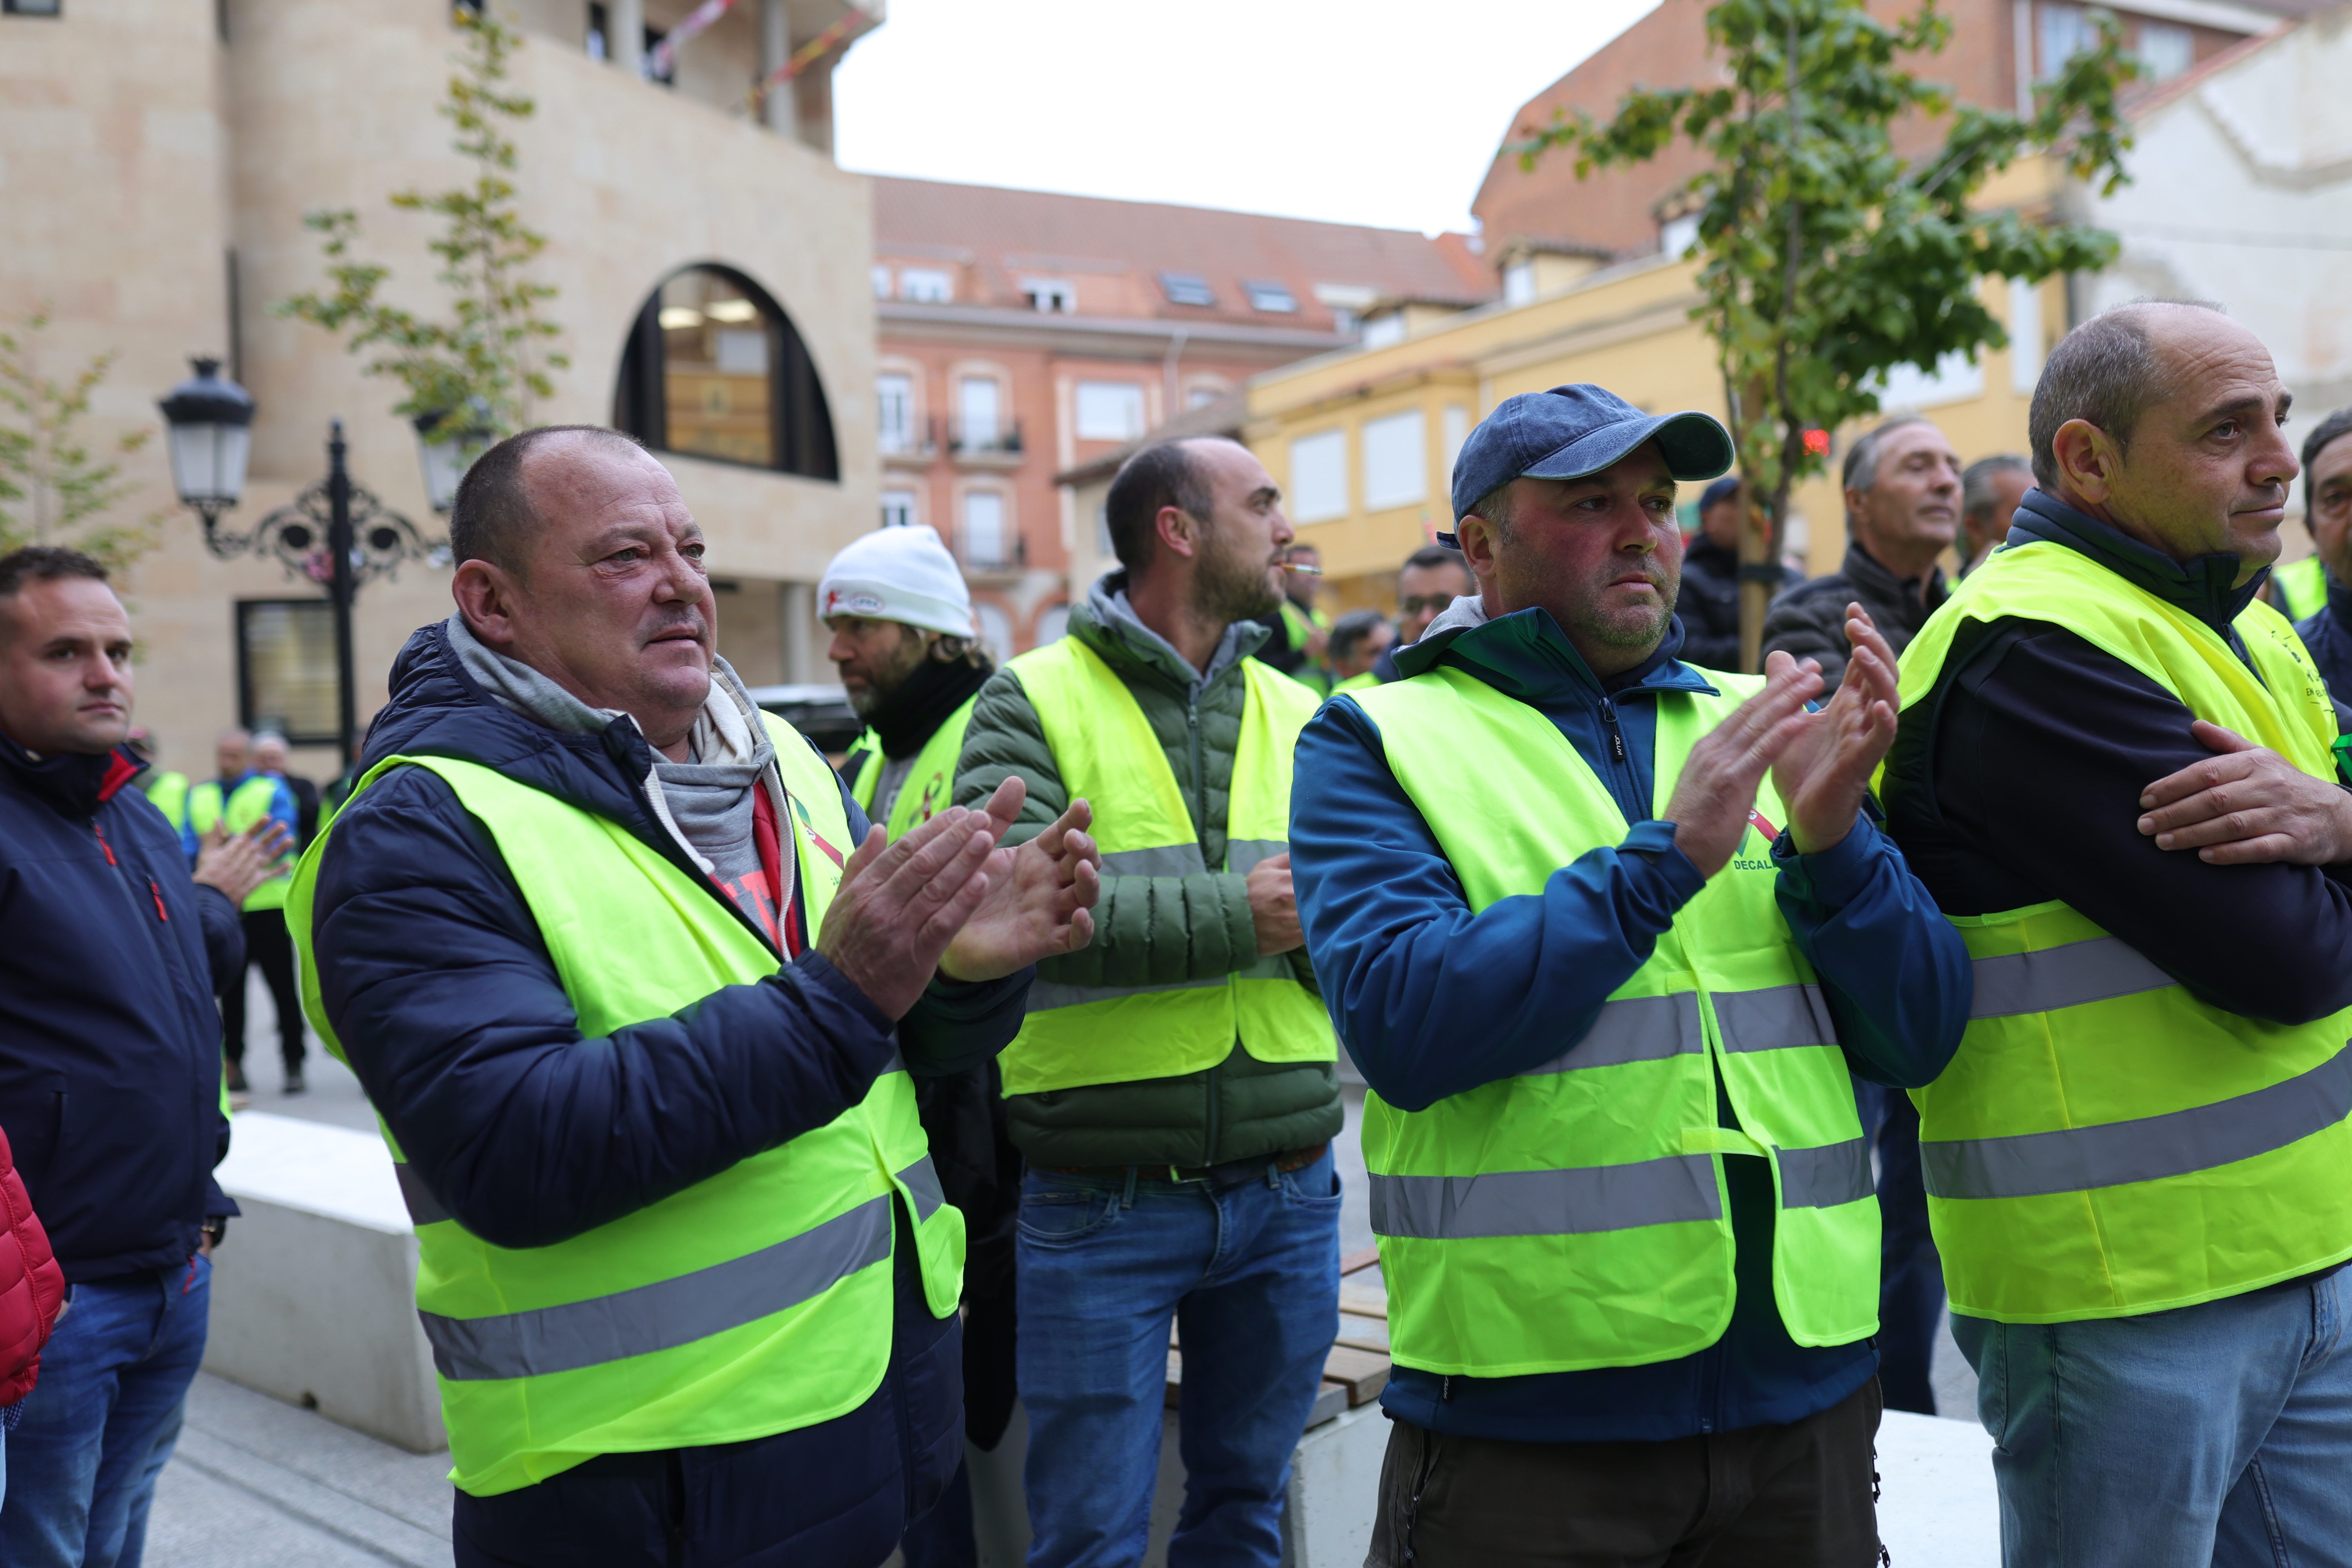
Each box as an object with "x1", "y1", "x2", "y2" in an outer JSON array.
[{"x1": 327, "y1": 420, "x2": 359, "y2": 770}]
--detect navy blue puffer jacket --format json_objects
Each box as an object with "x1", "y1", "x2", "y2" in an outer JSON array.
[{"x1": 0, "y1": 739, "x2": 241, "y2": 1283}]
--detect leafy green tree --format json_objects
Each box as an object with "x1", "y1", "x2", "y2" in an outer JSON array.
[
  {"x1": 278, "y1": 7, "x2": 566, "y2": 447},
  {"x1": 1524, "y1": 0, "x2": 2136, "y2": 668},
  {"x1": 0, "y1": 308, "x2": 159, "y2": 571}
]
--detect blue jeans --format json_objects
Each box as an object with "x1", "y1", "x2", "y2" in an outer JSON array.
[
  {"x1": 1016, "y1": 1149, "x2": 1340, "y2": 1568},
  {"x1": 0, "y1": 1256, "x2": 211, "y2": 1568},
  {"x1": 1953, "y1": 1266, "x2": 2352, "y2": 1568}
]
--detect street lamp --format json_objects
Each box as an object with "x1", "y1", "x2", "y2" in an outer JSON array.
[
  {"x1": 157, "y1": 361, "x2": 443, "y2": 769},
  {"x1": 155, "y1": 358, "x2": 254, "y2": 546}
]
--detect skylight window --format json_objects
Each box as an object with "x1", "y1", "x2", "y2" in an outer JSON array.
[
  {"x1": 1159, "y1": 271, "x2": 1216, "y2": 307},
  {"x1": 1244, "y1": 280, "x2": 1298, "y2": 313}
]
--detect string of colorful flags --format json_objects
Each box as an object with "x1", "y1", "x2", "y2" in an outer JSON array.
[{"x1": 641, "y1": 0, "x2": 878, "y2": 108}]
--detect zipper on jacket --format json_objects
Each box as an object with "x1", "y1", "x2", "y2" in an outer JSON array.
[
  {"x1": 1598, "y1": 695, "x2": 1627, "y2": 764},
  {"x1": 148, "y1": 878, "x2": 169, "y2": 923},
  {"x1": 91, "y1": 822, "x2": 117, "y2": 866},
  {"x1": 1186, "y1": 701, "x2": 1207, "y2": 854}
]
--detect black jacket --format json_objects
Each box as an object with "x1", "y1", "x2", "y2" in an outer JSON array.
[
  {"x1": 1674, "y1": 535, "x2": 1802, "y2": 671},
  {"x1": 2295, "y1": 572, "x2": 2352, "y2": 709},
  {"x1": 310, "y1": 621, "x2": 1034, "y2": 1252},
  {"x1": 0, "y1": 739, "x2": 241, "y2": 1283},
  {"x1": 1882, "y1": 489, "x2": 2352, "y2": 1025},
  {"x1": 1761, "y1": 542, "x2": 1949, "y2": 694}
]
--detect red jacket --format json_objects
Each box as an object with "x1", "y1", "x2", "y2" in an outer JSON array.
[{"x1": 0, "y1": 1124, "x2": 64, "y2": 1405}]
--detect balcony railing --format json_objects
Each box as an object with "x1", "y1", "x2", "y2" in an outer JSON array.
[
  {"x1": 949, "y1": 417, "x2": 1024, "y2": 458},
  {"x1": 878, "y1": 415, "x2": 940, "y2": 461}
]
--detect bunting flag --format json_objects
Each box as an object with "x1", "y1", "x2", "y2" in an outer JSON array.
[
  {"x1": 648, "y1": 0, "x2": 741, "y2": 79},
  {"x1": 750, "y1": 5, "x2": 878, "y2": 109}
]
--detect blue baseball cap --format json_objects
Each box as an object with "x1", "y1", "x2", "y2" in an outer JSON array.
[
  {"x1": 1700, "y1": 475, "x2": 1742, "y2": 512},
  {"x1": 1441, "y1": 383, "x2": 1735, "y2": 548}
]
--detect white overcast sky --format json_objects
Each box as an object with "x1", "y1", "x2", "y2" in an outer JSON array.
[{"x1": 832, "y1": 0, "x2": 1661, "y2": 237}]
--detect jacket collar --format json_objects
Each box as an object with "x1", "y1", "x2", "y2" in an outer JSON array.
[
  {"x1": 363, "y1": 621, "x2": 668, "y2": 835},
  {"x1": 1840, "y1": 541, "x2": 1948, "y2": 618},
  {"x1": 1397, "y1": 593, "x2": 1714, "y2": 706},
  {"x1": 1073, "y1": 571, "x2": 1269, "y2": 696},
  {"x1": 0, "y1": 731, "x2": 143, "y2": 821},
  {"x1": 2006, "y1": 488, "x2": 2259, "y2": 635},
  {"x1": 2323, "y1": 566, "x2": 2352, "y2": 628}
]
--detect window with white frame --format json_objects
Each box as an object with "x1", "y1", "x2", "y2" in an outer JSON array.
[
  {"x1": 1874, "y1": 350, "x2": 1984, "y2": 411},
  {"x1": 1442, "y1": 405, "x2": 1471, "y2": 476},
  {"x1": 877, "y1": 372, "x2": 915, "y2": 454},
  {"x1": 880, "y1": 488, "x2": 917, "y2": 530},
  {"x1": 898, "y1": 267, "x2": 954, "y2": 303},
  {"x1": 1503, "y1": 260, "x2": 1537, "y2": 307},
  {"x1": 2136, "y1": 22, "x2": 2192, "y2": 83},
  {"x1": 1363, "y1": 409, "x2": 1428, "y2": 512},
  {"x1": 1661, "y1": 214, "x2": 1700, "y2": 258},
  {"x1": 1159, "y1": 271, "x2": 1216, "y2": 307},
  {"x1": 958, "y1": 376, "x2": 1001, "y2": 449},
  {"x1": 1187, "y1": 385, "x2": 1224, "y2": 411},
  {"x1": 2038, "y1": 3, "x2": 2092, "y2": 80},
  {"x1": 1244, "y1": 280, "x2": 1298, "y2": 313},
  {"x1": 1290, "y1": 430, "x2": 1348, "y2": 523},
  {"x1": 962, "y1": 490, "x2": 1010, "y2": 567},
  {"x1": 2008, "y1": 279, "x2": 2045, "y2": 395},
  {"x1": 1022, "y1": 278, "x2": 1075, "y2": 314},
  {"x1": 1074, "y1": 381, "x2": 1146, "y2": 442}
]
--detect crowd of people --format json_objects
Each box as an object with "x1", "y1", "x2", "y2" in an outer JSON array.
[{"x1": 0, "y1": 294, "x2": 2348, "y2": 1568}]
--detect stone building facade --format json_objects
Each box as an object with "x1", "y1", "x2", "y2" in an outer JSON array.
[{"x1": 1, "y1": 0, "x2": 883, "y2": 782}]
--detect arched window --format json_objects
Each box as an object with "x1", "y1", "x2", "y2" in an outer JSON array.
[{"x1": 614, "y1": 265, "x2": 838, "y2": 480}]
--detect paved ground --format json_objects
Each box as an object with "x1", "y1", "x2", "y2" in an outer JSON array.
[{"x1": 148, "y1": 981, "x2": 1980, "y2": 1563}]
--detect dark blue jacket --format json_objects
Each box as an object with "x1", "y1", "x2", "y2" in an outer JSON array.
[
  {"x1": 306, "y1": 624, "x2": 1033, "y2": 1503},
  {"x1": 0, "y1": 738, "x2": 241, "y2": 1284},
  {"x1": 1290, "y1": 608, "x2": 1971, "y2": 1443},
  {"x1": 2295, "y1": 570, "x2": 2352, "y2": 713},
  {"x1": 1884, "y1": 489, "x2": 2352, "y2": 1025}
]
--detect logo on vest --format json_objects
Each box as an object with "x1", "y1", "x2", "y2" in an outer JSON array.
[{"x1": 1733, "y1": 806, "x2": 1779, "y2": 872}]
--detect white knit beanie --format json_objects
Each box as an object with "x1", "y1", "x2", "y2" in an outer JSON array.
[{"x1": 816, "y1": 525, "x2": 975, "y2": 638}]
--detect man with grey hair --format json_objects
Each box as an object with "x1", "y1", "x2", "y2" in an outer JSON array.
[
  {"x1": 1959, "y1": 454, "x2": 2032, "y2": 576},
  {"x1": 1883, "y1": 301, "x2": 2352, "y2": 1564},
  {"x1": 1761, "y1": 415, "x2": 1962, "y2": 691}
]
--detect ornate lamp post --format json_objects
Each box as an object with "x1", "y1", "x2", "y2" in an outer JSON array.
[{"x1": 157, "y1": 359, "x2": 445, "y2": 769}]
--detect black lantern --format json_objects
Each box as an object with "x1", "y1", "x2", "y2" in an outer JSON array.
[{"x1": 156, "y1": 358, "x2": 255, "y2": 542}]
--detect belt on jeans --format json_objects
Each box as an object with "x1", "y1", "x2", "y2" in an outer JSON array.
[{"x1": 1044, "y1": 1142, "x2": 1328, "y2": 1188}]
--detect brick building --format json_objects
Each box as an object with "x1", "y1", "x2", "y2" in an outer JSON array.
[
  {"x1": 869, "y1": 178, "x2": 1492, "y2": 658},
  {"x1": 1473, "y1": 0, "x2": 2318, "y2": 289}
]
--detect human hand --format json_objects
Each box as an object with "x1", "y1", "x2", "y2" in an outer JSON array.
[
  {"x1": 816, "y1": 805, "x2": 1001, "y2": 1018},
  {"x1": 1245, "y1": 853, "x2": 1302, "y2": 956},
  {"x1": 2136, "y1": 720, "x2": 2352, "y2": 865},
  {"x1": 1662, "y1": 656, "x2": 1823, "y2": 878},
  {"x1": 940, "y1": 777, "x2": 1102, "y2": 982},
  {"x1": 1768, "y1": 604, "x2": 1901, "y2": 856},
  {"x1": 192, "y1": 820, "x2": 296, "y2": 907}
]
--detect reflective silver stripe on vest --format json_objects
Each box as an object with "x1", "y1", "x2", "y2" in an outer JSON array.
[
  {"x1": 1922, "y1": 1043, "x2": 2352, "y2": 1201},
  {"x1": 1523, "y1": 994, "x2": 1703, "y2": 1074},
  {"x1": 1101, "y1": 846, "x2": 1210, "y2": 878},
  {"x1": 1026, "y1": 973, "x2": 1230, "y2": 1011},
  {"x1": 1969, "y1": 937, "x2": 2175, "y2": 1019},
  {"x1": 1227, "y1": 838, "x2": 1289, "y2": 876},
  {"x1": 1368, "y1": 1155, "x2": 1720, "y2": 1240},
  {"x1": 1775, "y1": 1138, "x2": 1872, "y2": 1209},
  {"x1": 393, "y1": 1163, "x2": 450, "y2": 1227},
  {"x1": 1715, "y1": 984, "x2": 1837, "y2": 1054},
  {"x1": 899, "y1": 1156, "x2": 946, "y2": 1223},
  {"x1": 420, "y1": 1194, "x2": 894, "y2": 1382}
]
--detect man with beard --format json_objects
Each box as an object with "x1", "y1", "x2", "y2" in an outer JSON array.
[
  {"x1": 1289, "y1": 385, "x2": 1969, "y2": 1564},
  {"x1": 1763, "y1": 416, "x2": 1963, "y2": 694},
  {"x1": 954, "y1": 436, "x2": 1341, "y2": 1568},
  {"x1": 820, "y1": 524, "x2": 1020, "y2": 1568}
]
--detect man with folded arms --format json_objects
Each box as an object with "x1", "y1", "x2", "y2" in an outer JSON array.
[{"x1": 1883, "y1": 302, "x2": 2352, "y2": 1564}]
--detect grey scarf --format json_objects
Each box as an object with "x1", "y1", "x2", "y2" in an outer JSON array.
[{"x1": 444, "y1": 614, "x2": 777, "y2": 885}]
